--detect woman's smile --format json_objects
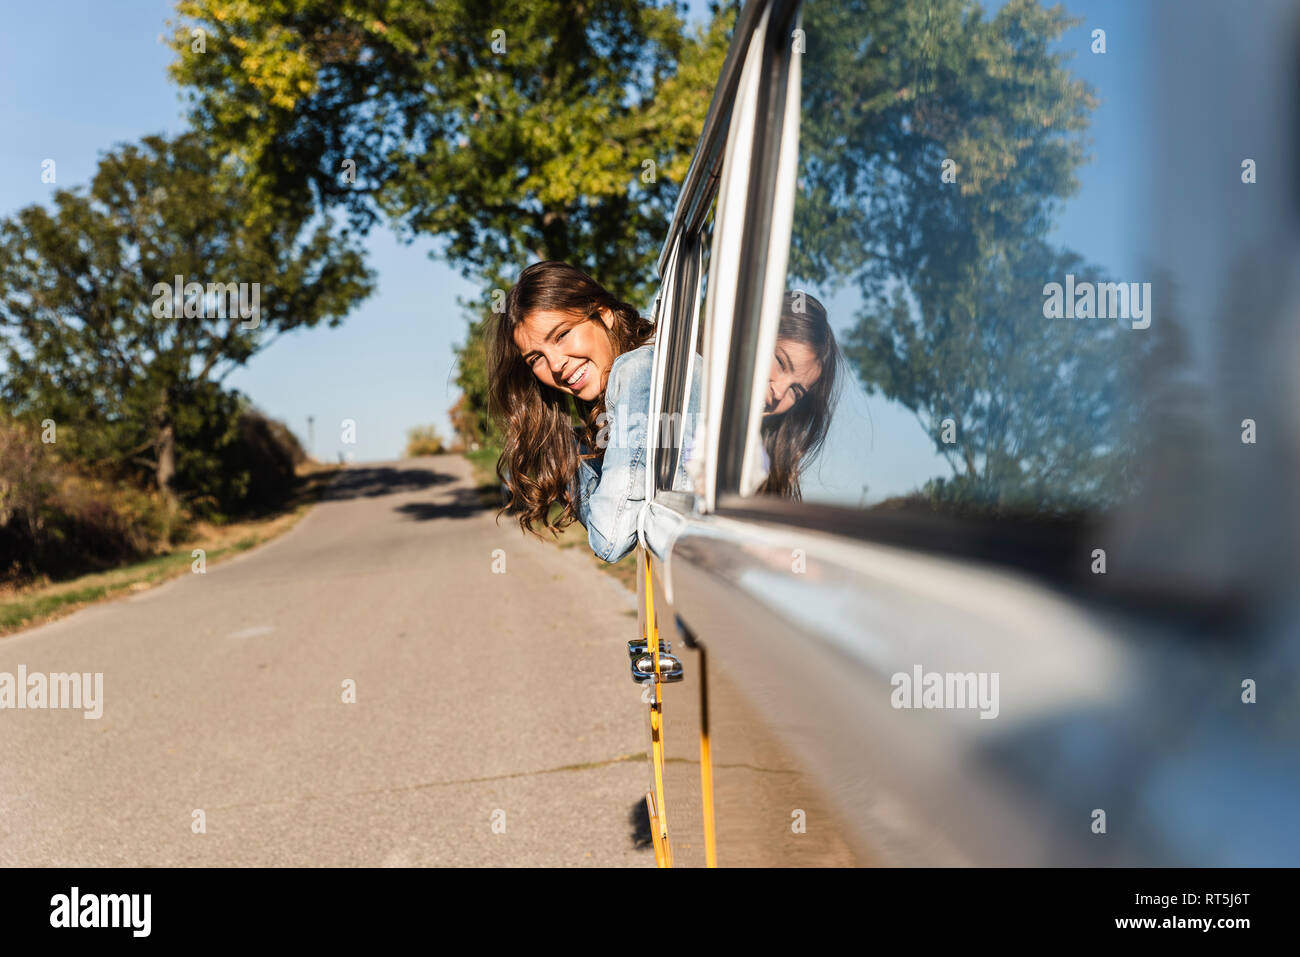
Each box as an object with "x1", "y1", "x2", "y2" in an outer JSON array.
[{"x1": 564, "y1": 361, "x2": 590, "y2": 391}]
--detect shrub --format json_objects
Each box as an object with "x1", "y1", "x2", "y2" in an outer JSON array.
[
  {"x1": 404, "y1": 425, "x2": 446, "y2": 457},
  {"x1": 0, "y1": 420, "x2": 172, "y2": 581}
]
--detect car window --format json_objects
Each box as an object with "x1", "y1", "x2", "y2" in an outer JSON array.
[
  {"x1": 756, "y1": 0, "x2": 1153, "y2": 523},
  {"x1": 655, "y1": 201, "x2": 714, "y2": 495},
  {"x1": 726, "y1": 0, "x2": 1300, "y2": 603}
]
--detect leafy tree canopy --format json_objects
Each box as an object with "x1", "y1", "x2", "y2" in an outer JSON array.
[
  {"x1": 168, "y1": 0, "x2": 736, "y2": 304},
  {"x1": 0, "y1": 132, "x2": 374, "y2": 500}
]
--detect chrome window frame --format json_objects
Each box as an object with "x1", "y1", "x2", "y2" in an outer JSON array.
[
  {"x1": 647, "y1": 0, "x2": 803, "y2": 520},
  {"x1": 648, "y1": 230, "x2": 705, "y2": 495}
]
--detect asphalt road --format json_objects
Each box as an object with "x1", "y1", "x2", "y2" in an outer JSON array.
[{"x1": 0, "y1": 455, "x2": 652, "y2": 866}]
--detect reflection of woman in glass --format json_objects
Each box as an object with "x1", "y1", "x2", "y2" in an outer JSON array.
[{"x1": 756, "y1": 292, "x2": 841, "y2": 498}]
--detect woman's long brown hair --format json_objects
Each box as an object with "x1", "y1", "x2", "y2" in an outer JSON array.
[
  {"x1": 756, "y1": 292, "x2": 842, "y2": 499},
  {"x1": 488, "y1": 261, "x2": 655, "y2": 539}
]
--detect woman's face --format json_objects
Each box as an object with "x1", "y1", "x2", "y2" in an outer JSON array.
[
  {"x1": 764, "y1": 338, "x2": 822, "y2": 416},
  {"x1": 512, "y1": 307, "x2": 618, "y2": 402}
]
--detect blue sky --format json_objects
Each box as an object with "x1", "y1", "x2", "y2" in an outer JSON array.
[{"x1": 0, "y1": 0, "x2": 1143, "y2": 477}]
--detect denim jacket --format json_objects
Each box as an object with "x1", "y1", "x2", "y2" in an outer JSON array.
[{"x1": 573, "y1": 343, "x2": 702, "y2": 563}]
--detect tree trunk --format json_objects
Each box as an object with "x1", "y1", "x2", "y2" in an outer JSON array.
[{"x1": 156, "y1": 420, "x2": 177, "y2": 504}]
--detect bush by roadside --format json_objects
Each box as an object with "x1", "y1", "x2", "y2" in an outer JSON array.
[
  {"x1": 404, "y1": 425, "x2": 446, "y2": 457},
  {"x1": 0, "y1": 419, "x2": 181, "y2": 583},
  {"x1": 1, "y1": 406, "x2": 309, "y2": 587}
]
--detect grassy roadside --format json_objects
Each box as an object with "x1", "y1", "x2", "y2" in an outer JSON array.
[
  {"x1": 0, "y1": 463, "x2": 342, "y2": 639},
  {"x1": 464, "y1": 445, "x2": 505, "y2": 507},
  {"x1": 462, "y1": 447, "x2": 638, "y2": 593}
]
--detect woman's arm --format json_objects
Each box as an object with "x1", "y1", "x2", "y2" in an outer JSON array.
[{"x1": 580, "y1": 348, "x2": 652, "y2": 563}]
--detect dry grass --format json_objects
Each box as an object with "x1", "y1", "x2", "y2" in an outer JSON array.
[{"x1": 0, "y1": 462, "x2": 342, "y2": 639}]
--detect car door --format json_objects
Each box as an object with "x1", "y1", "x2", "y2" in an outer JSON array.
[
  {"x1": 637, "y1": 0, "x2": 863, "y2": 867},
  {"x1": 639, "y1": 0, "x2": 1300, "y2": 868}
]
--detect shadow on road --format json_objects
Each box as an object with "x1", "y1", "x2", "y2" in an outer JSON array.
[
  {"x1": 629, "y1": 799, "x2": 653, "y2": 851},
  {"x1": 394, "y1": 486, "x2": 495, "y2": 521},
  {"x1": 323, "y1": 466, "x2": 457, "y2": 501}
]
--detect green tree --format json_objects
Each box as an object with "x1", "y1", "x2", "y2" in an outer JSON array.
[
  {"x1": 451, "y1": 309, "x2": 502, "y2": 451},
  {"x1": 167, "y1": 0, "x2": 736, "y2": 439},
  {"x1": 843, "y1": 241, "x2": 1134, "y2": 511},
  {"x1": 0, "y1": 133, "x2": 374, "y2": 505},
  {"x1": 788, "y1": 0, "x2": 1137, "y2": 511},
  {"x1": 404, "y1": 424, "x2": 446, "y2": 457},
  {"x1": 790, "y1": 0, "x2": 1096, "y2": 298}
]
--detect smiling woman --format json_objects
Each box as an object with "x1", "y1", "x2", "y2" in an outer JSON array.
[
  {"x1": 754, "y1": 291, "x2": 842, "y2": 499},
  {"x1": 488, "y1": 260, "x2": 670, "y2": 562}
]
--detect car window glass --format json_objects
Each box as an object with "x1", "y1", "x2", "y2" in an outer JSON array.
[{"x1": 757, "y1": 0, "x2": 1153, "y2": 523}]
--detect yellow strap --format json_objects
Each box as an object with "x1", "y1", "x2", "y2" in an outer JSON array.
[
  {"x1": 644, "y1": 551, "x2": 672, "y2": 868},
  {"x1": 698, "y1": 644, "x2": 717, "y2": 868}
]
